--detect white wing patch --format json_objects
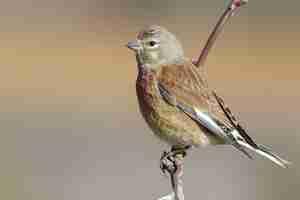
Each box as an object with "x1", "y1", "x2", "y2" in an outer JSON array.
[{"x1": 194, "y1": 107, "x2": 230, "y2": 143}]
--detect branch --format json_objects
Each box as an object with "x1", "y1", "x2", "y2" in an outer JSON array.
[
  {"x1": 193, "y1": 0, "x2": 248, "y2": 68},
  {"x1": 158, "y1": 154, "x2": 184, "y2": 200}
]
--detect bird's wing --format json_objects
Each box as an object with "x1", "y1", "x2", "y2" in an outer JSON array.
[
  {"x1": 212, "y1": 91, "x2": 258, "y2": 148},
  {"x1": 157, "y1": 61, "x2": 291, "y2": 167},
  {"x1": 157, "y1": 61, "x2": 256, "y2": 157},
  {"x1": 157, "y1": 61, "x2": 231, "y2": 135}
]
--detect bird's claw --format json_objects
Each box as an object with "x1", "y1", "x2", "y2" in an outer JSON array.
[
  {"x1": 160, "y1": 146, "x2": 190, "y2": 175},
  {"x1": 160, "y1": 150, "x2": 177, "y2": 175}
]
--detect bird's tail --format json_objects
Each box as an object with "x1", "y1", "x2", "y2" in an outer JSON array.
[
  {"x1": 237, "y1": 140, "x2": 291, "y2": 168},
  {"x1": 212, "y1": 91, "x2": 291, "y2": 168}
]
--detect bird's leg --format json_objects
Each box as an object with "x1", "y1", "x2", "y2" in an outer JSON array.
[
  {"x1": 193, "y1": 0, "x2": 248, "y2": 67},
  {"x1": 160, "y1": 150, "x2": 177, "y2": 177},
  {"x1": 160, "y1": 146, "x2": 190, "y2": 175}
]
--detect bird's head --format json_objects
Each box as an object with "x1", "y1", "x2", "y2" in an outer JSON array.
[{"x1": 126, "y1": 25, "x2": 184, "y2": 68}]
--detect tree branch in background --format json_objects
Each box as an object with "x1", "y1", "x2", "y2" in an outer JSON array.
[{"x1": 193, "y1": 0, "x2": 248, "y2": 68}]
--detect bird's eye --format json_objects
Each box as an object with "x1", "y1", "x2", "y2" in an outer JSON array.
[{"x1": 148, "y1": 41, "x2": 157, "y2": 47}]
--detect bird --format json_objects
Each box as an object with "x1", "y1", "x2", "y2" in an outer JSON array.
[{"x1": 126, "y1": 25, "x2": 290, "y2": 168}]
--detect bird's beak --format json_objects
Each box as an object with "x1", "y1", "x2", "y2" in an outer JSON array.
[{"x1": 126, "y1": 40, "x2": 141, "y2": 51}]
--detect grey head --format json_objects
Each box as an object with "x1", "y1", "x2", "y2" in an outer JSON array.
[{"x1": 126, "y1": 25, "x2": 185, "y2": 68}]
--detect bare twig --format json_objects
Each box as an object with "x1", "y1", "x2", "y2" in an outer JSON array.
[
  {"x1": 193, "y1": 0, "x2": 248, "y2": 68},
  {"x1": 158, "y1": 154, "x2": 184, "y2": 200}
]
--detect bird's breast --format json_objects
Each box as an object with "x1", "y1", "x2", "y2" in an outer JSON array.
[
  {"x1": 135, "y1": 69, "x2": 199, "y2": 146},
  {"x1": 136, "y1": 70, "x2": 163, "y2": 119}
]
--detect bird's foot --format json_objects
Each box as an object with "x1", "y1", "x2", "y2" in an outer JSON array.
[
  {"x1": 160, "y1": 146, "x2": 190, "y2": 175},
  {"x1": 160, "y1": 150, "x2": 177, "y2": 175}
]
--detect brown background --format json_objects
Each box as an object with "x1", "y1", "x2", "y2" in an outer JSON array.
[{"x1": 0, "y1": 0, "x2": 299, "y2": 200}]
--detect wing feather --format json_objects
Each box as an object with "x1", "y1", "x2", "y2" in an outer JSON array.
[
  {"x1": 157, "y1": 61, "x2": 233, "y2": 132},
  {"x1": 156, "y1": 61, "x2": 290, "y2": 165},
  {"x1": 157, "y1": 61, "x2": 257, "y2": 158}
]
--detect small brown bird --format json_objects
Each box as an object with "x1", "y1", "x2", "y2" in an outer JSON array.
[{"x1": 127, "y1": 25, "x2": 290, "y2": 168}]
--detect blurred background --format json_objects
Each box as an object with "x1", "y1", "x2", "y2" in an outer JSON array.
[{"x1": 0, "y1": 0, "x2": 299, "y2": 200}]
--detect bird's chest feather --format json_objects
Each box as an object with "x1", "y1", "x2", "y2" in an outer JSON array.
[
  {"x1": 135, "y1": 68, "x2": 212, "y2": 146},
  {"x1": 136, "y1": 70, "x2": 163, "y2": 118},
  {"x1": 135, "y1": 70, "x2": 175, "y2": 134}
]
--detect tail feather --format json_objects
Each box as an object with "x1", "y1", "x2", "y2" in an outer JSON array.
[
  {"x1": 257, "y1": 144, "x2": 291, "y2": 166},
  {"x1": 237, "y1": 140, "x2": 291, "y2": 168},
  {"x1": 232, "y1": 143, "x2": 253, "y2": 159},
  {"x1": 212, "y1": 91, "x2": 291, "y2": 168}
]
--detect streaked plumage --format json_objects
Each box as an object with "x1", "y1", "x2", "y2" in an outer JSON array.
[{"x1": 128, "y1": 25, "x2": 290, "y2": 168}]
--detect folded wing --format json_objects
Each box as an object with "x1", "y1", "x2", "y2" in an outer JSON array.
[{"x1": 157, "y1": 61, "x2": 290, "y2": 167}]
